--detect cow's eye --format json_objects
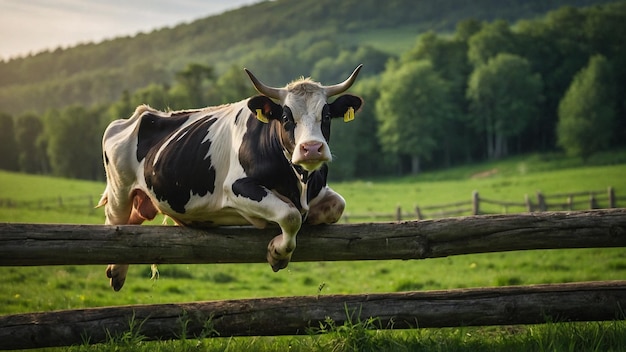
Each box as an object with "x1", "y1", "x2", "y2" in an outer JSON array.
[
  {"x1": 322, "y1": 105, "x2": 331, "y2": 122},
  {"x1": 282, "y1": 113, "x2": 295, "y2": 131}
]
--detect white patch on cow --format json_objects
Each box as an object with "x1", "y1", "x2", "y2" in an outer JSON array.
[
  {"x1": 200, "y1": 130, "x2": 211, "y2": 144},
  {"x1": 175, "y1": 130, "x2": 189, "y2": 141}
]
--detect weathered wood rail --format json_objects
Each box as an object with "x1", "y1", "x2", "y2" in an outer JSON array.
[
  {"x1": 1, "y1": 209, "x2": 626, "y2": 349},
  {"x1": 1, "y1": 209, "x2": 625, "y2": 266},
  {"x1": 1, "y1": 281, "x2": 625, "y2": 350}
]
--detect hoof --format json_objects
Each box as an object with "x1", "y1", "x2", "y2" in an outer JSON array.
[
  {"x1": 106, "y1": 264, "x2": 129, "y2": 292},
  {"x1": 268, "y1": 253, "x2": 290, "y2": 272},
  {"x1": 266, "y1": 234, "x2": 293, "y2": 272}
]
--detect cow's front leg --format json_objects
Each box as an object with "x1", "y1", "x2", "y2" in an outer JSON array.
[
  {"x1": 265, "y1": 207, "x2": 301, "y2": 272},
  {"x1": 306, "y1": 186, "x2": 346, "y2": 225},
  {"x1": 230, "y1": 178, "x2": 302, "y2": 272}
]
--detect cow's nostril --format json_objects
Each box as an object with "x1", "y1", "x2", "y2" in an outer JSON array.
[{"x1": 301, "y1": 142, "x2": 323, "y2": 156}]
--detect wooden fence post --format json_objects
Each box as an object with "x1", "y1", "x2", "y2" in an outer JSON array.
[
  {"x1": 415, "y1": 206, "x2": 423, "y2": 220},
  {"x1": 609, "y1": 187, "x2": 615, "y2": 208},
  {"x1": 525, "y1": 194, "x2": 533, "y2": 212},
  {"x1": 590, "y1": 193, "x2": 599, "y2": 209},
  {"x1": 536, "y1": 191, "x2": 547, "y2": 212},
  {"x1": 567, "y1": 195, "x2": 573, "y2": 211},
  {"x1": 472, "y1": 191, "x2": 479, "y2": 215},
  {"x1": 395, "y1": 206, "x2": 402, "y2": 221}
]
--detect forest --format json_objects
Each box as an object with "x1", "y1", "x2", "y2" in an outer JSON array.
[{"x1": 0, "y1": 0, "x2": 624, "y2": 180}]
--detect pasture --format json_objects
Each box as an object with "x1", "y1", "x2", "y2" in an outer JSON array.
[{"x1": 1, "y1": 153, "x2": 626, "y2": 350}]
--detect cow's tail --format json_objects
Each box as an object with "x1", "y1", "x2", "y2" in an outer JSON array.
[{"x1": 96, "y1": 186, "x2": 109, "y2": 208}]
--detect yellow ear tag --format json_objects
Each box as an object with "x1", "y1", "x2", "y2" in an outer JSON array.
[
  {"x1": 256, "y1": 109, "x2": 269, "y2": 123},
  {"x1": 343, "y1": 107, "x2": 355, "y2": 122}
]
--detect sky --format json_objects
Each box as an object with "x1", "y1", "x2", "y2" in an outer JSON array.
[{"x1": 0, "y1": 0, "x2": 259, "y2": 60}]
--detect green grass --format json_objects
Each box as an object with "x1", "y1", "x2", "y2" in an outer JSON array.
[
  {"x1": 335, "y1": 151, "x2": 626, "y2": 217},
  {"x1": 1, "y1": 153, "x2": 626, "y2": 350}
]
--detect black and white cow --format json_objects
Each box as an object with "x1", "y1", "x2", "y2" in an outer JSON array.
[{"x1": 98, "y1": 65, "x2": 363, "y2": 291}]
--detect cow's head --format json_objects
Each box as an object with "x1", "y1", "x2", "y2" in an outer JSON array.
[{"x1": 246, "y1": 65, "x2": 363, "y2": 172}]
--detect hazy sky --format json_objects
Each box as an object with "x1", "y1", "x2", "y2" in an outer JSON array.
[{"x1": 0, "y1": 0, "x2": 259, "y2": 60}]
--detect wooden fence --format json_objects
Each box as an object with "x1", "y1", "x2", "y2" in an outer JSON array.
[
  {"x1": 0, "y1": 194, "x2": 96, "y2": 213},
  {"x1": 1, "y1": 209, "x2": 626, "y2": 349},
  {"x1": 343, "y1": 186, "x2": 620, "y2": 222}
]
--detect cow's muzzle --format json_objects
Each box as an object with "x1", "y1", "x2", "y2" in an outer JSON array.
[
  {"x1": 301, "y1": 141, "x2": 323, "y2": 158},
  {"x1": 293, "y1": 141, "x2": 329, "y2": 171}
]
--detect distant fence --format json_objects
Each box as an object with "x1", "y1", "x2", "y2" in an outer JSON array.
[
  {"x1": 342, "y1": 186, "x2": 621, "y2": 222},
  {"x1": 0, "y1": 187, "x2": 619, "y2": 222},
  {"x1": 0, "y1": 195, "x2": 96, "y2": 214}
]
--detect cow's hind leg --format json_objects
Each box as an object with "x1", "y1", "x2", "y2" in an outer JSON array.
[
  {"x1": 306, "y1": 186, "x2": 346, "y2": 225},
  {"x1": 105, "y1": 189, "x2": 157, "y2": 291}
]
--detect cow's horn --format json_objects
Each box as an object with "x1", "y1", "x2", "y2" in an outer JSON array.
[
  {"x1": 244, "y1": 68, "x2": 285, "y2": 100},
  {"x1": 324, "y1": 64, "x2": 363, "y2": 97}
]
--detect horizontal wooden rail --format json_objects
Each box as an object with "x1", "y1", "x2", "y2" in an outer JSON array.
[
  {"x1": 420, "y1": 199, "x2": 471, "y2": 210},
  {"x1": 1, "y1": 281, "x2": 625, "y2": 350},
  {"x1": 1, "y1": 209, "x2": 625, "y2": 266}
]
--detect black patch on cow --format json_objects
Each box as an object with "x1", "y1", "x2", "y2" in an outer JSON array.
[
  {"x1": 136, "y1": 112, "x2": 191, "y2": 162},
  {"x1": 236, "y1": 114, "x2": 303, "y2": 209},
  {"x1": 234, "y1": 108, "x2": 244, "y2": 125},
  {"x1": 232, "y1": 177, "x2": 268, "y2": 201},
  {"x1": 143, "y1": 115, "x2": 218, "y2": 214},
  {"x1": 280, "y1": 106, "x2": 296, "y2": 153},
  {"x1": 306, "y1": 164, "x2": 329, "y2": 203},
  {"x1": 321, "y1": 105, "x2": 331, "y2": 142}
]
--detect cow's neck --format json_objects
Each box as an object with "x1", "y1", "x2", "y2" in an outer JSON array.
[
  {"x1": 292, "y1": 163, "x2": 310, "y2": 214},
  {"x1": 292, "y1": 164, "x2": 309, "y2": 183},
  {"x1": 274, "y1": 123, "x2": 311, "y2": 211}
]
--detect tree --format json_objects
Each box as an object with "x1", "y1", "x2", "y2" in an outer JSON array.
[
  {"x1": 107, "y1": 89, "x2": 134, "y2": 124},
  {"x1": 328, "y1": 76, "x2": 388, "y2": 180},
  {"x1": 15, "y1": 113, "x2": 48, "y2": 173},
  {"x1": 173, "y1": 63, "x2": 215, "y2": 108},
  {"x1": 466, "y1": 53, "x2": 543, "y2": 159},
  {"x1": 207, "y1": 65, "x2": 257, "y2": 105},
  {"x1": 311, "y1": 45, "x2": 390, "y2": 83},
  {"x1": 403, "y1": 31, "x2": 474, "y2": 165},
  {"x1": 130, "y1": 84, "x2": 170, "y2": 111},
  {"x1": 376, "y1": 60, "x2": 454, "y2": 174},
  {"x1": 516, "y1": 6, "x2": 591, "y2": 151},
  {"x1": 467, "y1": 20, "x2": 518, "y2": 67},
  {"x1": 0, "y1": 112, "x2": 19, "y2": 171},
  {"x1": 45, "y1": 105, "x2": 104, "y2": 180},
  {"x1": 557, "y1": 55, "x2": 616, "y2": 161}
]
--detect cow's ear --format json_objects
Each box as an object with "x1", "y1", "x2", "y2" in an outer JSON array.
[
  {"x1": 248, "y1": 95, "x2": 282, "y2": 123},
  {"x1": 329, "y1": 94, "x2": 363, "y2": 122}
]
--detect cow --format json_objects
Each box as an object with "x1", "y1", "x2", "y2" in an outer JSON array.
[{"x1": 98, "y1": 65, "x2": 363, "y2": 291}]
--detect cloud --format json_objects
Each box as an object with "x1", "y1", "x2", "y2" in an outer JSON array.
[{"x1": 0, "y1": 0, "x2": 257, "y2": 59}]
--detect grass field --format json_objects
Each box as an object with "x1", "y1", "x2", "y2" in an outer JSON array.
[{"x1": 1, "y1": 152, "x2": 626, "y2": 351}]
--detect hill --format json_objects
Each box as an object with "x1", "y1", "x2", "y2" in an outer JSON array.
[{"x1": 0, "y1": 0, "x2": 614, "y2": 115}]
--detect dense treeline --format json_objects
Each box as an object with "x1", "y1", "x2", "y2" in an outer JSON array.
[
  {"x1": 0, "y1": 0, "x2": 612, "y2": 115},
  {"x1": 369, "y1": 3, "x2": 626, "y2": 174},
  {"x1": 0, "y1": 1, "x2": 624, "y2": 181}
]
